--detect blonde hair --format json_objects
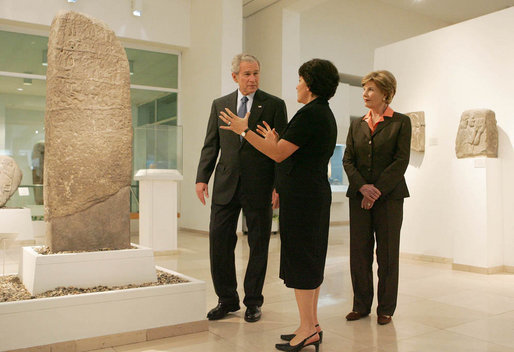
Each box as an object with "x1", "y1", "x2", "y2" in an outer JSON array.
[{"x1": 361, "y1": 70, "x2": 397, "y2": 105}]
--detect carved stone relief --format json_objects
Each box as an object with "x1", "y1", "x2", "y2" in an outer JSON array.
[
  {"x1": 406, "y1": 111, "x2": 425, "y2": 152},
  {"x1": 31, "y1": 141, "x2": 45, "y2": 205},
  {"x1": 455, "y1": 109, "x2": 498, "y2": 159},
  {"x1": 0, "y1": 156, "x2": 23, "y2": 207},
  {"x1": 44, "y1": 11, "x2": 132, "y2": 251}
]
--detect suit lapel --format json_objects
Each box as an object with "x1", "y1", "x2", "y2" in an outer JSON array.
[
  {"x1": 248, "y1": 90, "x2": 265, "y2": 130},
  {"x1": 224, "y1": 91, "x2": 240, "y2": 146},
  {"x1": 372, "y1": 116, "x2": 393, "y2": 136},
  {"x1": 359, "y1": 119, "x2": 371, "y2": 139}
]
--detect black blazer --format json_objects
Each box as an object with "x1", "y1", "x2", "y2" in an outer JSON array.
[
  {"x1": 343, "y1": 112, "x2": 411, "y2": 200},
  {"x1": 196, "y1": 89, "x2": 288, "y2": 206},
  {"x1": 277, "y1": 98, "x2": 337, "y2": 196}
]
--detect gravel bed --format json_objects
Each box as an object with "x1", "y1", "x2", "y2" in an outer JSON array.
[{"x1": 1, "y1": 271, "x2": 188, "y2": 302}]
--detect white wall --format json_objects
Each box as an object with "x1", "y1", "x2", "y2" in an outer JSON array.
[
  {"x1": 245, "y1": 0, "x2": 448, "y2": 137},
  {"x1": 0, "y1": 0, "x2": 190, "y2": 47},
  {"x1": 375, "y1": 7, "x2": 514, "y2": 269},
  {"x1": 179, "y1": 0, "x2": 243, "y2": 231}
]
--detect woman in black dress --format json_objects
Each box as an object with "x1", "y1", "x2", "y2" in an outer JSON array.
[{"x1": 219, "y1": 58, "x2": 339, "y2": 352}]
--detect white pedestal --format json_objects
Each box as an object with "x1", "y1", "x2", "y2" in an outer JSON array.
[
  {"x1": 0, "y1": 207, "x2": 34, "y2": 241},
  {"x1": 20, "y1": 244, "x2": 157, "y2": 295},
  {"x1": 135, "y1": 169, "x2": 183, "y2": 253}
]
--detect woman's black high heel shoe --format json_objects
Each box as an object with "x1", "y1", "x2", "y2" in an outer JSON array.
[
  {"x1": 280, "y1": 324, "x2": 323, "y2": 343},
  {"x1": 275, "y1": 331, "x2": 320, "y2": 351}
]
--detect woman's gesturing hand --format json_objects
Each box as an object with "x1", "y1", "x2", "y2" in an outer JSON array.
[
  {"x1": 256, "y1": 121, "x2": 279, "y2": 142},
  {"x1": 219, "y1": 108, "x2": 249, "y2": 135}
]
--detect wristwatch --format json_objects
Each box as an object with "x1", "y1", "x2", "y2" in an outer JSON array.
[{"x1": 241, "y1": 128, "x2": 250, "y2": 138}]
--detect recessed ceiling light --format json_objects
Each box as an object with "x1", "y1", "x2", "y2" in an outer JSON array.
[
  {"x1": 68, "y1": 0, "x2": 77, "y2": 3},
  {"x1": 17, "y1": 88, "x2": 23, "y2": 91}
]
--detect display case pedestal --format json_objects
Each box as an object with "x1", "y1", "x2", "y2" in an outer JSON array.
[
  {"x1": 0, "y1": 207, "x2": 33, "y2": 241},
  {"x1": 135, "y1": 169, "x2": 183, "y2": 253}
]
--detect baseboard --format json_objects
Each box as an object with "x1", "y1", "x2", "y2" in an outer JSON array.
[
  {"x1": 452, "y1": 263, "x2": 505, "y2": 274},
  {"x1": 330, "y1": 220, "x2": 349, "y2": 226},
  {"x1": 504, "y1": 265, "x2": 514, "y2": 274},
  {"x1": 400, "y1": 252, "x2": 510, "y2": 274},
  {"x1": 7, "y1": 320, "x2": 208, "y2": 352},
  {"x1": 400, "y1": 252, "x2": 452, "y2": 264},
  {"x1": 179, "y1": 227, "x2": 208, "y2": 235}
]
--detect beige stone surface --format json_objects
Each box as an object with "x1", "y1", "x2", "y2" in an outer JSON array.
[
  {"x1": 31, "y1": 141, "x2": 44, "y2": 205},
  {"x1": 406, "y1": 111, "x2": 425, "y2": 152},
  {"x1": 0, "y1": 155, "x2": 23, "y2": 207},
  {"x1": 455, "y1": 109, "x2": 498, "y2": 159},
  {"x1": 44, "y1": 11, "x2": 132, "y2": 251}
]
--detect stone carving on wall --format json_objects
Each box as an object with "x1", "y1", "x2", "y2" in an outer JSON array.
[
  {"x1": 406, "y1": 111, "x2": 425, "y2": 152},
  {"x1": 44, "y1": 11, "x2": 132, "y2": 251},
  {"x1": 455, "y1": 109, "x2": 498, "y2": 159},
  {"x1": 31, "y1": 141, "x2": 45, "y2": 205},
  {"x1": 0, "y1": 155, "x2": 23, "y2": 207}
]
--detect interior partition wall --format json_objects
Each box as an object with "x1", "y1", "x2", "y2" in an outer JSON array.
[{"x1": 0, "y1": 28, "x2": 181, "y2": 215}]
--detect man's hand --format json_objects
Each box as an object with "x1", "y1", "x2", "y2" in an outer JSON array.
[
  {"x1": 196, "y1": 182, "x2": 209, "y2": 205},
  {"x1": 361, "y1": 196, "x2": 375, "y2": 210},
  {"x1": 359, "y1": 184, "x2": 381, "y2": 201},
  {"x1": 272, "y1": 189, "x2": 279, "y2": 209}
]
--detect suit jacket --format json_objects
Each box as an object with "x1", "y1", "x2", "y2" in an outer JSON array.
[
  {"x1": 343, "y1": 111, "x2": 411, "y2": 200},
  {"x1": 196, "y1": 89, "x2": 288, "y2": 207}
]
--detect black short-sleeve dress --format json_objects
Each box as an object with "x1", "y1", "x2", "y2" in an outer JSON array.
[{"x1": 277, "y1": 97, "x2": 337, "y2": 289}]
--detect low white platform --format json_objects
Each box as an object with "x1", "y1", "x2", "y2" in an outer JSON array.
[
  {"x1": 0, "y1": 207, "x2": 34, "y2": 241},
  {"x1": 0, "y1": 266, "x2": 206, "y2": 351},
  {"x1": 21, "y1": 244, "x2": 157, "y2": 295}
]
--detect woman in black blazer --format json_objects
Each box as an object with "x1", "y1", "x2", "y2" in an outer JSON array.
[
  {"x1": 220, "y1": 59, "x2": 339, "y2": 352},
  {"x1": 343, "y1": 70, "x2": 411, "y2": 325}
]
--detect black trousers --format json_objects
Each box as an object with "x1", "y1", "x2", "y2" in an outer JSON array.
[
  {"x1": 209, "y1": 181, "x2": 272, "y2": 308},
  {"x1": 349, "y1": 198, "x2": 404, "y2": 316}
]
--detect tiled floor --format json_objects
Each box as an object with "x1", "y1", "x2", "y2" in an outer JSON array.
[{"x1": 3, "y1": 225, "x2": 514, "y2": 351}]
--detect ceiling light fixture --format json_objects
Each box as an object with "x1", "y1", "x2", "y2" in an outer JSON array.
[
  {"x1": 68, "y1": 0, "x2": 77, "y2": 3},
  {"x1": 17, "y1": 88, "x2": 23, "y2": 91},
  {"x1": 42, "y1": 49, "x2": 48, "y2": 66},
  {"x1": 132, "y1": 0, "x2": 142, "y2": 16}
]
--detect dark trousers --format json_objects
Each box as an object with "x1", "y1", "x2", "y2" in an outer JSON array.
[
  {"x1": 349, "y1": 198, "x2": 404, "y2": 316},
  {"x1": 209, "y1": 181, "x2": 272, "y2": 308}
]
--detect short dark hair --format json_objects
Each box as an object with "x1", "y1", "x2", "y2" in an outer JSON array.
[{"x1": 298, "y1": 59, "x2": 339, "y2": 100}]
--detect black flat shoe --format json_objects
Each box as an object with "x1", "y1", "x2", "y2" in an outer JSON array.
[
  {"x1": 244, "y1": 305, "x2": 262, "y2": 322},
  {"x1": 206, "y1": 303, "x2": 240, "y2": 320},
  {"x1": 280, "y1": 324, "x2": 323, "y2": 343},
  {"x1": 275, "y1": 332, "x2": 320, "y2": 352}
]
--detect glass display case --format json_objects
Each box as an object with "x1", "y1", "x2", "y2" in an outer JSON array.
[
  {"x1": 132, "y1": 125, "x2": 183, "y2": 213},
  {"x1": 133, "y1": 125, "x2": 183, "y2": 173}
]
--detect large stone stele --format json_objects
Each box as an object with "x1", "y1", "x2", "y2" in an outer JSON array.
[
  {"x1": 44, "y1": 11, "x2": 132, "y2": 251},
  {"x1": 406, "y1": 111, "x2": 425, "y2": 152},
  {"x1": 0, "y1": 155, "x2": 23, "y2": 207},
  {"x1": 455, "y1": 109, "x2": 498, "y2": 159}
]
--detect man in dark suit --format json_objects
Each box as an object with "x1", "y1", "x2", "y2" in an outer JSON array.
[{"x1": 196, "y1": 53, "x2": 287, "y2": 322}]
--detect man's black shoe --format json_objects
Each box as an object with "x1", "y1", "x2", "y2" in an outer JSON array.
[
  {"x1": 206, "y1": 303, "x2": 240, "y2": 320},
  {"x1": 244, "y1": 306, "x2": 261, "y2": 322}
]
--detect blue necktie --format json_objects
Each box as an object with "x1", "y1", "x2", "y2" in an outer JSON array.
[{"x1": 238, "y1": 96, "x2": 248, "y2": 141}]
